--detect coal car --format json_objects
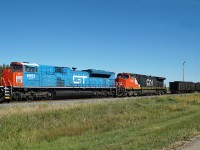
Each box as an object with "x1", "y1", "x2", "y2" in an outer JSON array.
[
  {"x1": 195, "y1": 82, "x2": 200, "y2": 92},
  {"x1": 169, "y1": 81, "x2": 196, "y2": 94}
]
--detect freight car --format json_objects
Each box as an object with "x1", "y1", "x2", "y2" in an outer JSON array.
[
  {"x1": 0, "y1": 62, "x2": 116, "y2": 102},
  {"x1": 115, "y1": 73, "x2": 166, "y2": 96},
  {"x1": 169, "y1": 81, "x2": 196, "y2": 94},
  {"x1": 195, "y1": 82, "x2": 200, "y2": 92}
]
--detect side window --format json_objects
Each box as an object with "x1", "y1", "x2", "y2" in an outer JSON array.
[
  {"x1": 25, "y1": 66, "x2": 38, "y2": 72},
  {"x1": 12, "y1": 65, "x2": 23, "y2": 72},
  {"x1": 117, "y1": 74, "x2": 129, "y2": 79},
  {"x1": 130, "y1": 74, "x2": 135, "y2": 78},
  {"x1": 124, "y1": 75, "x2": 129, "y2": 79},
  {"x1": 55, "y1": 67, "x2": 63, "y2": 73}
]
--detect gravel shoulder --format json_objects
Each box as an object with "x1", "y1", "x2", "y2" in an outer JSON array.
[
  {"x1": 164, "y1": 133, "x2": 200, "y2": 150},
  {"x1": 0, "y1": 94, "x2": 185, "y2": 108},
  {"x1": 0, "y1": 96, "x2": 146, "y2": 108},
  {"x1": 176, "y1": 134, "x2": 200, "y2": 150}
]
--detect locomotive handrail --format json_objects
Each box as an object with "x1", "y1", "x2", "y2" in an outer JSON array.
[
  {"x1": 0, "y1": 77, "x2": 12, "y2": 87},
  {"x1": 7, "y1": 79, "x2": 12, "y2": 86},
  {"x1": 1, "y1": 77, "x2": 6, "y2": 86},
  {"x1": 69, "y1": 83, "x2": 114, "y2": 88}
]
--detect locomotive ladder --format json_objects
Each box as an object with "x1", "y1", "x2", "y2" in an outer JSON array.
[
  {"x1": 4, "y1": 86, "x2": 12, "y2": 100},
  {"x1": 1, "y1": 77, "x2": 12, "y2": 100}
]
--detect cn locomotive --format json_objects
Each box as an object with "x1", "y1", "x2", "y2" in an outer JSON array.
[{"x1": 0, "y1": 61, "x2": 199, "y2": 103}]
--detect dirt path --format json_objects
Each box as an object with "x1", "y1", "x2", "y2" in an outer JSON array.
[
  {"x1": 164, "y1": 134, "x2": 200, "y2": 150},
  {"x1": 177, "y1": 134, "x2": 200, "y2": 150}
]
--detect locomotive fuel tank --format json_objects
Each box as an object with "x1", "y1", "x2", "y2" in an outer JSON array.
[{"x1": 54, "y1": 90, "x2": 94, "y2": 98}]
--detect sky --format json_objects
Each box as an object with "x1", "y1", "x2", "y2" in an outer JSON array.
[{"x1": 0, "y1": 0, "x2": 200, "y2": 85}]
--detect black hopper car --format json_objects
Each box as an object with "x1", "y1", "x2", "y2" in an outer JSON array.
[
  {"x1": 196, "y1": 82, "x2": 200, "y2": 92},
  {"x1": 169, "y1": 81, "x2": 199, "y2": 94}
]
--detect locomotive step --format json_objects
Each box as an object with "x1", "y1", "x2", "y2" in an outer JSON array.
[
  {"x1": 4, "y1": 96, "x2": 11, "y2": 99},
  {"x1": 3, "y1": 86, "x2": 12, "y2": 100}
]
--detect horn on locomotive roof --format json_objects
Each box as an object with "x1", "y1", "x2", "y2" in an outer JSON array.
[{"x1": 72, "y1": 67, "x2": 77, "y2": 71}]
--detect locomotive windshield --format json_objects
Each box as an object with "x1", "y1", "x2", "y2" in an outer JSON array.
[
  {"x1": 12, "y1": 65, "x2": 23, "y2": 72},
  {"x1": 25, "y1": 66, "x2": 38, "y2": 72},
  {"x1": 117, "y1": 74, "x2": 129, "y2": 79},
  {"x1": 130, "y1": 74, "x2": 136, "y2": 78}
]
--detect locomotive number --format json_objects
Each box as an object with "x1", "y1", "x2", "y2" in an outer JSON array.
[
  {"x1": 73, "y1": 75, "x2": 87, "y2": 84},
  {"x1": 27, "y1": 74, "x2": 36, "y2": 79},
  {"x1": 146, "y1": 79, "x2": 153, "y2": 86}
]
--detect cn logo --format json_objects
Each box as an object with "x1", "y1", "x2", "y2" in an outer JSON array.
[{"x1": 146, "y1": 79, "x2": 153, "y2": 86}]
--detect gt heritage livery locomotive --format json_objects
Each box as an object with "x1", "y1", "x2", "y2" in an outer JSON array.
[{"x1": 0, "y1": 62, "x2": 115, "y2": 101}]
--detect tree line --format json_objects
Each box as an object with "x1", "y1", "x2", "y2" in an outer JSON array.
[{"x1": 0, "y1": 64, "x2": 10, "y2": 77}]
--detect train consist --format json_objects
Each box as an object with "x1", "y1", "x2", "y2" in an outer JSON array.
[{"x1": 0, "y1": 62, "x2": 199, "y2": 102}]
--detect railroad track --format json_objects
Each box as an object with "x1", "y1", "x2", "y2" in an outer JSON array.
[{"x1": 0, "y1": 93, "x2": 187, "y2": 108}]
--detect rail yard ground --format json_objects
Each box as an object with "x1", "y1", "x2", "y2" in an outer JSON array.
[{"x1": 1, "y1": 94, "x2": 200, "y2": 150}]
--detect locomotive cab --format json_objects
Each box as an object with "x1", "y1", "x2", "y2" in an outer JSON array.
[
  {"x1": 1, "y1": 62, "x2": 40, "y2": 87},
  {"x1": 1, "y1": 62, "x2": 23, "y2": 87},
  {"x1": 115, "y1": 73, "x2": 140, "y2": 89},
  {"x1": 23, "y1": 63, "x2": 39, "y2": 87}
]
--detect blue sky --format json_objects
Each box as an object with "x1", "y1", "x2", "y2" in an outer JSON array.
[{"x1": 0, "y1": 0, "x2": 200, "y2": 85}]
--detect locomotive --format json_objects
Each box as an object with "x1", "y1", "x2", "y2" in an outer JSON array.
[
  {"x1": 115, "y1": 73, "x2": 166, "y2": 96},
  {"x1": 0, "y1": 62, "x2": 116, "y2": 102}
]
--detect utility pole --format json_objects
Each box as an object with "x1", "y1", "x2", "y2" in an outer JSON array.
[{"x1": 183, "y1": 61, "x2": 186, "y2": 81}]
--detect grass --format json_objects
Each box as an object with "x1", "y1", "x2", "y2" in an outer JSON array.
[{"x1": 1, "y1": 93, "x2": 200, "y2": 149}]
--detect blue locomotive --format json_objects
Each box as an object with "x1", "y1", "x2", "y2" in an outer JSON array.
[{"x1": 0, "y1": 62, "x2": 115, "y2": 100}]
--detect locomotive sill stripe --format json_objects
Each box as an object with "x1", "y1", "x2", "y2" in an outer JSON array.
[
  {"x1": 10, "y1": 86, "x2": 116, "y2": 89},
  {"x1": 125, "y1": 88, "x2": 141, "y2": 90},
  {"x1": 124, "y1": 87, "x2": 165, "y2": 90},
  {"x1": 141, "y1": 87, "x2": 165, "y2": 89}
]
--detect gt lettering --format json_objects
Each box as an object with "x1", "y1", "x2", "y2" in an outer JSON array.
[{"x1": 73, "y1": 75, "x2": 87, "y2": 84}]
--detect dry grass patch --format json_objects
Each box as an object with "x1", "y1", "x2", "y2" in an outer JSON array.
[{"x1": 1, "y1": 93, "x2": 200, "y2": 150}]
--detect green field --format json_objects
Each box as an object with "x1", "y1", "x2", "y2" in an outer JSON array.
[{"x1": 1, "y1": 94, "x2": 200, "y2": 150}]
